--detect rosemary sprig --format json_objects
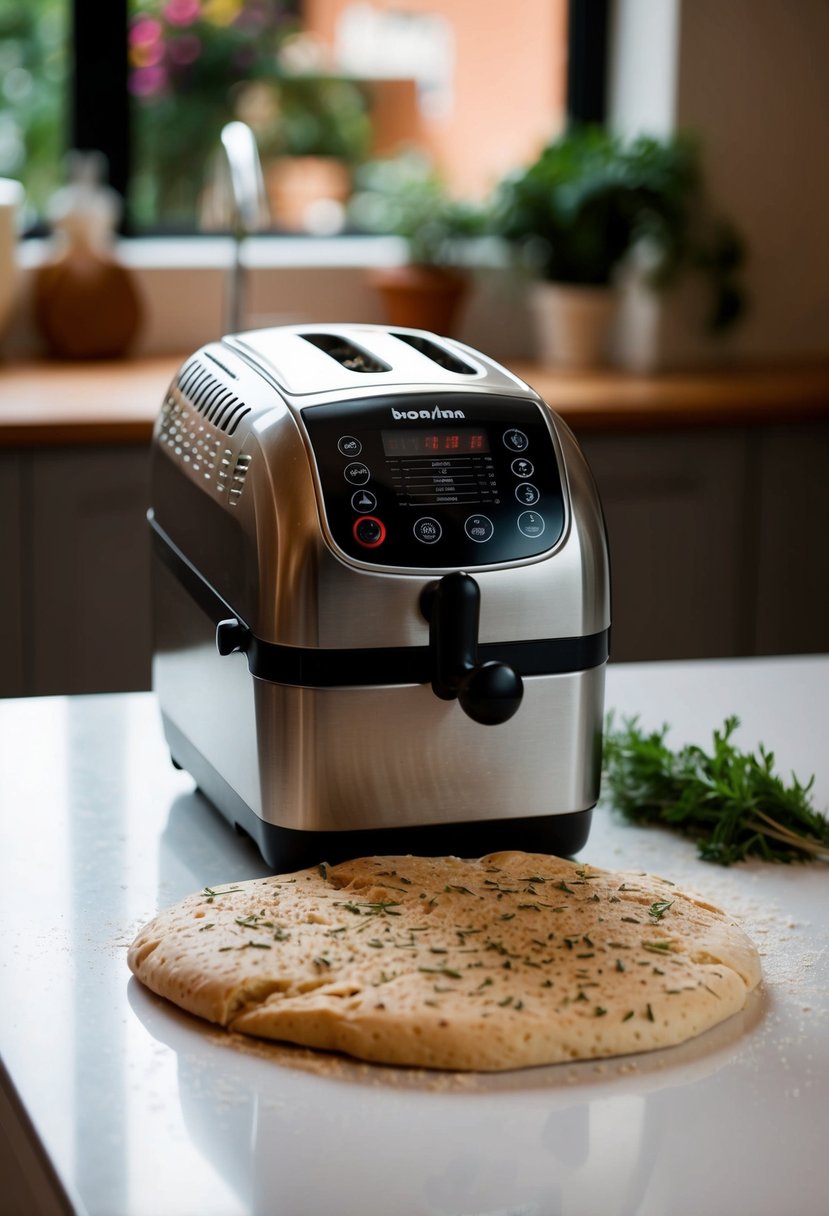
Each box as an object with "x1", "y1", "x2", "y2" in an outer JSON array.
[{"x1": 603, "y1": 713, "x2": 829, "y2": 865}]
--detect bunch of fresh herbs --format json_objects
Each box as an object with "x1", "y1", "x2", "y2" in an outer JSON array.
[{"x1": 602, "y1": 714, "x2": 829, "y2": 865}]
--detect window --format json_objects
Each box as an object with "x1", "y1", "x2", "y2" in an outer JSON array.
[
  {"x1": 1, "y1": 0, "x2": 607, "y2": 235},
  {"x1": 0, "y1": 0, "x2": 68, "y2": 227}
]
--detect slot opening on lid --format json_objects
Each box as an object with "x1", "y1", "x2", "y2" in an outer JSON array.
[
  {"x1": 392, "y1": 332, "x2": 477, "y2": 375},
  {"x1": 302, "y1": 333, "x2": 391, "y2": 374}
]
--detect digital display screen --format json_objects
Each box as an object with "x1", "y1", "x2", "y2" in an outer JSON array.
[{"x1": 381, "y1": 427, "x2": 490, "y2": 457}]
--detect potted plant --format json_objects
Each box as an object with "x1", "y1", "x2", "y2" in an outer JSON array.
[
  {"x1": 128, "y1": 0, "x2": 295, "y2": 229},
  {"x1": 244, "y1": 63, "x2": 372, "y2": 233},
  {"x1": 348, "y1": 152, "x2": 484, "y2": 335},
  {"x1": 492, "y1": 127, "x2": 746, "y2": 367}
]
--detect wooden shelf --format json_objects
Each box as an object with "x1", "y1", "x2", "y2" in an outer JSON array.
[
  {"x1": 0, "y1": 356, "x2": 179, "y2": 447},
  {"x1": 509, "y1": 362, "x2": 829, "y2": 431},
  {"x1": 2, "y1": 355, "x2": 829, "y2": 447}
]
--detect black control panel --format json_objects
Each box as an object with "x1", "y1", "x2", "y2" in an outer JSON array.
[{"x1": 300, "y1": 393, "x2": 566, "y2": 568}]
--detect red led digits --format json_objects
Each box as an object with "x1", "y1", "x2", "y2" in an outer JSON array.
[
  {"x1": 420, "y1": 432, "x2": 484, "y2": 452},
  {"x1": 381, "y1": 428, "x2": 491, "y2": 457}
]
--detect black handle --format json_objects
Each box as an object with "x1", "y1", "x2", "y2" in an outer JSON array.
[
  {"x1": 421, "y1": 573, "x2": 523, "y2": 725},
  {"x1": 216, "y1": 617, "x2": 249, "y2": 656}
]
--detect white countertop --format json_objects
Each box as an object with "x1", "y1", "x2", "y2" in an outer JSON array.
[{"x1": 1, "y1": 656, "x2": 827, "y2": 1216}]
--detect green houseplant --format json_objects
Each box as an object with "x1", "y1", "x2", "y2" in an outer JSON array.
[
  {"x1": 349, "y1": 153, "x2": 484, "y2": 335},
  {"x1": 493, "y1": 127, "x2": 746, "y2": 366},
  {"x1": 128, "y1": 0, "x2": 295, "y2": 229},
  {"x1": 247, "y1": 71, "x2": 372, "y2": 233}
]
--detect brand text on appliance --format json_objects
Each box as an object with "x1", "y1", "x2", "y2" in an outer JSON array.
[{"x1": 391, "y1": 406, "x2": 466, "y2": 421}]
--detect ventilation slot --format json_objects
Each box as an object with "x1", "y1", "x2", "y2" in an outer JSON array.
[
  {"x1": 204, "y1": 350, "x2": 239, "y2": 380},
  {"x1": 392, "y1": 332, "x2": 476, "y2": 374},
  {"x1": 176, "y1": 360, "x2": 251, "y2": 435},
  {"x1": 302, "y1": 333, "x2": 391, "y2": 374}
]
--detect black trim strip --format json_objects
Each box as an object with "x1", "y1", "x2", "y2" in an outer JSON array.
[
  {"x1": 245, "y1": 633, "x2": 609, "y2": 688},
  {"x1": 150, "y1": 515, "x2": 608, "y2": 687}
]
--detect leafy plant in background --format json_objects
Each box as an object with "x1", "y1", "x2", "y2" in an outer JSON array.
[
  {"x1": 250, "y1": 72, "x2": 371, "y2": 165},
  {"x1": 348, "y1": 152, "x2": 484, "y2": 266},
  {"x1": 0, "y1": 0, "x2": 67, "y2": 221},
  {"x1": 130, "y1": 1, "x2": 375, "y2": 229},
  {"x1": 128, "y1": 0, "x2": 298, "y2": 228},
  {"x1": 493, "y1": 126, "x2": 746, "y2": 332}
]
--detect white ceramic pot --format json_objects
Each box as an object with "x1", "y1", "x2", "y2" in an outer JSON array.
[
  {"x1": 530, "y1": 281, "x2": 616, "y2": 369},
  {"x1": 0, "y1": 178, "x2": 24, "y2": 344}
]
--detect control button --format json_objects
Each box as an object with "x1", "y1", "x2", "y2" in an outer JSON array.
[
  {"x1": 503, "y1": 428, "x2": 529, "y2": 452},
  {"x1": 517, "y1": 510, "x2": 546, "y2": 538},
  {"x1": 511, "y1": 457, "x2": 534, "y2": 478},
  {"x1": 353, "y1": 515, "x2": 386, "y2": 548},
  {"x1": 344, "y1": 461, "x2": 370, "y2": 486},
  {"x1": 465, "y1": 514, "x2": 495, "y2": 543},
  {"x1": 515, "y1": 482, "x2": 540, "y2": 506},
  {"x1": 351, "y1": 489, "x2": 378, "y2": 513},
  {"x1": 413, "y1": 517, "x2": 442, "y2": 544},
  {"x1": 338, "y1": 435, "x2": 362, "y2": 457}
]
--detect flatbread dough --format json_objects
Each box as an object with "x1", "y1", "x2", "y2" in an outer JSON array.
[{"x1": 128, "y1": 852, "x2": 761, "y2": 1071}]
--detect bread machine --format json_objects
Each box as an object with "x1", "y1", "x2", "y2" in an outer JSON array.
[{"x1": 150, "y1": 324, "x2": 610, "y2": 868}]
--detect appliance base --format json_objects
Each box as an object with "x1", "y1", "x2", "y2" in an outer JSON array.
[
  {"x1": 240, "y1": 805, "x2": 595, "y2": 871},
  {"x1": 165, "y1": 716, "x2": 594, "y2": 871}
]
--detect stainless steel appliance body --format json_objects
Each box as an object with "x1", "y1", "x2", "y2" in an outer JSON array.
[{"x1": 150, "y1": 324, "x2": 610, "y2": 868}]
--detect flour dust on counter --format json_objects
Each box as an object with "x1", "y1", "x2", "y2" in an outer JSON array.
[{"x1": 127, "y1": 850, "x2": 761, "y2": 1072}]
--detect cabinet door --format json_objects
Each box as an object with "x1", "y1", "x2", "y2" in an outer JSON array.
[
  {"x1": 752, "y1": 421, "x2": 829, "y2": 655},
  {"x1": 579, "y1": 429, "x2": 749, "y2": 661},
  {"x1": 0, "y1": 456, "x2": 24, "y2": 697},
  {"x1": 27, "y1": 447, "x2": 152, "y2": 695}
]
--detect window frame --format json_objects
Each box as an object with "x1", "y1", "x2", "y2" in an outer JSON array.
[{"x1": 72, "y1": 0, "x2": 130, "y2": 205}]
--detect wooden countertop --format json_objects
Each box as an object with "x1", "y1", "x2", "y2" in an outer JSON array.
[
  {"x1": 2, "y1": 355, "x2": 829, "y2": 447},
  {"x1": 511, "y1": 361, "x2": 829, "y2": 431},
  {"x1": 0, "y1": 356, "x2": 179, "y2": 447}
]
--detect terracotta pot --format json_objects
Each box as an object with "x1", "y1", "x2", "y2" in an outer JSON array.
[
  {"x1": 530, "y1": 282, "x2": 616, "y2": 369},
  {"x1": 265, "y1": 156, "x2": 350, "y2": 234},
  {"x1": 369, "y1": 265, "x2": 469, "y2": 336}
]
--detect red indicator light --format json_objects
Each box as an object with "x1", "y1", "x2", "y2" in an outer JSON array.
[{"x1": 353, "y1": 515, "x2": 386, "y2": 548}]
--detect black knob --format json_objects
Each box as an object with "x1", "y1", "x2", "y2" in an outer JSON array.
[
  {"x1": 459, "y1": 661, "x2": 524, "y2": 725},
  {"x1": 421, "y1": 572, "x2": 523, "y2": 725}
]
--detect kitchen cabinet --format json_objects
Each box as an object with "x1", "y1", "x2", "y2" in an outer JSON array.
[
  {"x1": 581, "y1": 428, "x2": 751, "y2": 661},
  {"x1": 0, "y1": 455, "x2": 24, "y2": 696},
  {"x1": 583, "y1": 421, "x2": 829, "y2": 661},
  {"x1": 752, "y1": 420, "x2": 829, "y2": 654},
  {"x1": 0, "y1": 446, "x2": 152, "y2": 697}
]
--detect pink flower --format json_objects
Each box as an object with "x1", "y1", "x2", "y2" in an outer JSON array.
[
  {"x1": 129, "y1": 65, "x2": 169, "y2": 97},
  {"x1": 163, "y1": 0, "x2": 201, "y2": 26},
  {"x1": 129, "y1": 16, "x2": 163, "y2": 47}
]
